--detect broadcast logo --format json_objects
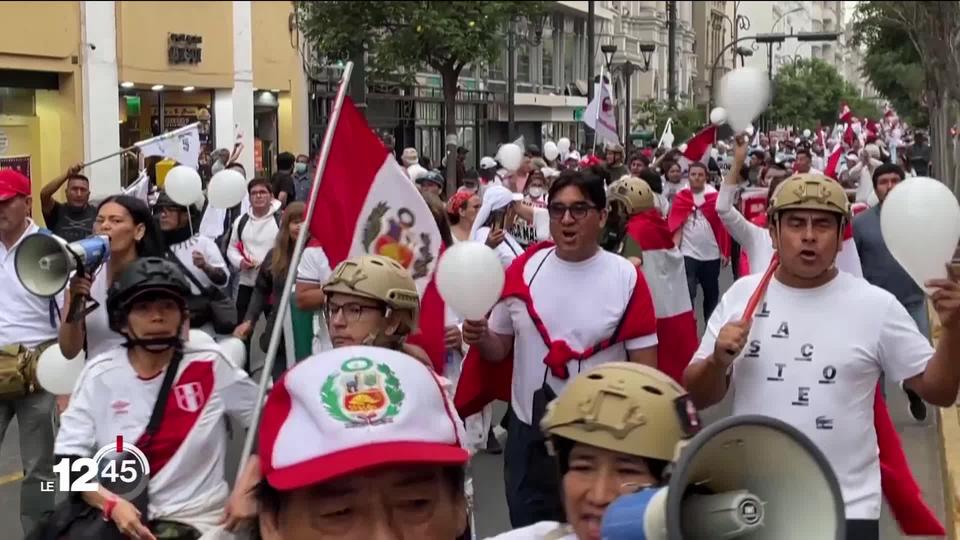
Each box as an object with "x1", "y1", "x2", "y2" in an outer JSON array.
[{"x1": 43, "y1": 436, "x2": 150, "y2": 500}]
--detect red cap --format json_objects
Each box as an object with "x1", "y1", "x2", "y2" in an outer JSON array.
[{"x1": 0, "y1": 169, "x2": 31, "y2": 201}]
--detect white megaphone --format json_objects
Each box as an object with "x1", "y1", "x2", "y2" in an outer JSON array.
[
  {"x1": 15, "y1": 233, "x2": 110, "y2": 320},
  {"x1": 601, "y1": 415, "x2": 845, "y2": 540}
]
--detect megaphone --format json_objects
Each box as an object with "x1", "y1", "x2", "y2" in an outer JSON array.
[
  {"x1": 15, "y1": 233, "x2": 110, "y2": 297},
  {"x1": 601, "y1": 415, "x2": 845, "y2": 539}
]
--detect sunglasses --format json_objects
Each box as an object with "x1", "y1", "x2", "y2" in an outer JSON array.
[{"x1": 547, "y1": 202, "x2": 597, "y2": 221}]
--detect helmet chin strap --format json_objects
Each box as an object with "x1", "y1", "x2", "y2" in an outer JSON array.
[{"x1": 121, "y1": 314, "x2": 186, "y2": 353}]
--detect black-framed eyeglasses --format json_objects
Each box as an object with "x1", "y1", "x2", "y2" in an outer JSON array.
[
  {"x1": 547, "y1": 202, "x2": 597, "y2": 221},
  {"x1": 324, "y1": 302, "x2": 384, "y2": 323}
]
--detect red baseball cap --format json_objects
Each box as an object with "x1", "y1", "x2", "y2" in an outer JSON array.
[
  {"x1": 259, "y1": 346, "x2": 469, "y2": 491},
  {"x1": 0, "y1": 169, "x2": 31, "y2": 201}
]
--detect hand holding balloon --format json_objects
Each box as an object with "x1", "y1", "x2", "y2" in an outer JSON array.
[{"x1": 436, "y1": 241, "x2": 505, "y2": 320}]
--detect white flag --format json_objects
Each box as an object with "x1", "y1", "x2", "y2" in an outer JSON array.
[
  {"x1": 584, "y1": 80, "x2": 619, "y2": 145},
  {"x1": 135, "y1": 123, "x2": 201, "y2": 168},
  {"x1": 122, "y1": 170, "x2": 150, "y2": 203},
  {"x1": 658, "y1": 118, "x2": 675, "y2": 149}
]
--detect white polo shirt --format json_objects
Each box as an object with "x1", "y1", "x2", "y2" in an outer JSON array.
[{"x1": 0, "y1": 220, "x2": 62, "y2": 348}]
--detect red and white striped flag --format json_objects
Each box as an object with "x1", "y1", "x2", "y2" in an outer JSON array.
[
  {"x1": 307, "y1": 98, "x2": 446, "y2": 371},
  {"x1": 838, "y1": 101, "x2": 852, "y2": 124},
  {"x1": 625, "y1": 210, "x2": 698, "y2": 383},
  {"x1": 823, "y1": 143, "x2": 844, "y2": 181}
]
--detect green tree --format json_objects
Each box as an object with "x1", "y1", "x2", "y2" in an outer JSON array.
[
  {"x1": 850, "y1": 18, "x2": 926, "y2": 127},
  {"x1": 852, "y1": 1, "x2": 960, "y2": 191},
  {"x1": 633, "y1": 100, "x2": 705, "y2": 145},
  {"x1": 770, "y1": 58, "x2": 880, "y2": 130},
  {"x1": 298, "y1": 1, "x2": 544, "y2": 193}
]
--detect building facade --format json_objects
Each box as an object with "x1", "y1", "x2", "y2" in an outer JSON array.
[{"x1": 0, "y1": 0, "x2": 309, "y2": 199}]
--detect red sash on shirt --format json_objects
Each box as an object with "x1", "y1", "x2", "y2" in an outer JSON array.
[
  {"x1": 667, "y1": 188, "x2": 731, "y2": 258},
  {"x1": 135, "y1": 359, "x2": 215, "y2": 475},
  {"x1": 453, "y1": 242, "x2": 658, "y2": 419}
]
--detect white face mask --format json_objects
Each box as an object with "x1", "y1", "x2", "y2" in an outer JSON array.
[{"x1": 528, "y1": 187, "x2": 545, "y2": 199}]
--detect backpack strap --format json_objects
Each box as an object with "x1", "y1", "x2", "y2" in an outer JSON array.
[{"x1": 237, "y1": 211, "x2": 282, "y2": 242}]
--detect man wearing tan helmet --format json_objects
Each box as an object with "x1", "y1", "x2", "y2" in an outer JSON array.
[
  {"x1": 684, "y1": 174, "x2": 960, "y2": 539},
  {"x1": 489, "y1": 362, "x2": 699, "y2": 540}
]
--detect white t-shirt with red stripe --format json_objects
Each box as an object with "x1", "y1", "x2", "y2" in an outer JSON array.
[
  {"x1": 488, "y1": 248, "x2": 658, "y2": 425},
  {"x1": 55, "y1": 343, "x2": 259, "y2": 532}
]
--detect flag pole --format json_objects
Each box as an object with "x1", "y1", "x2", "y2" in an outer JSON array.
[
  {"x1": 592, "y1": 63, "x2": 606, "y2": 155},
  {"x1": 236, "y1": 62, "x2": 354, "y2": 480},
  {"x1": 80, "y1": 122, "x2": 202, "y2": 168}
]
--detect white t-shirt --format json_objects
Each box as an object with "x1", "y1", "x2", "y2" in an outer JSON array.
[
  {"x1": 168, "y1": 236, "x2": 230, "y2": 295},
  {"x1": 691, "y1": 271, "x2": 932, "y2": 519},
  {"x1": 84, "y1": 268, "x2": 127, "y2": 359},
  {"x1": 55, "y1": 343, "x2": 258, "y2": 532},
  {"x1": 489, "y1": 248, "x2": 658, "y2": 425},
  {"x1": 662, "y1": 179, "x2": 688, "y2": 206},
  {"x1": 0, "y1": 220, "x2": 62, "y2": 348},
  {"x1": 486, "y1": 522, "x2": 575, "y2": 540},
  {"x1": 679, "y1": 186, "x2": 720, "y2": 261},
  {"x1": 475, "y1": 226, "x2": 524, "y2": 269},
  {"x1": 296, "y1": 245, "x2": 332, "y2": 286}
]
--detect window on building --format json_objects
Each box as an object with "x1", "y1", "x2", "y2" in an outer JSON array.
[
  {"x1": 563, "y1": 20, "x2": 578, "y2": 84},
  {"x1": 518, "y1": 44, "x2": 531, "y2": 84},
  {"x1": 489, "y1": 49, "x2": 506, "y2": 81},
  {"x1": 0, "y1": 87, "x2": 35, "y2": 116},
  {"x1": 542, "y1": 29, "x2": 555, "y2": 88}
]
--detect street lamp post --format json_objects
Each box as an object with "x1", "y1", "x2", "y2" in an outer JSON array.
[
  {"x1": 612, "y1": 43, "x2": 656, "y2": 155},
  {"x1": 507, "y1": 15, "x2": 546, "y2": 141}
]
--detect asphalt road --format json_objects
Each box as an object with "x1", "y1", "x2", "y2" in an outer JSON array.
[{"x1": 0, "y1": 266, "x2": 946, "y2": 539}]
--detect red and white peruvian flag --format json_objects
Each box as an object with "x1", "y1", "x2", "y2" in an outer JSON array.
[
  {"x1": 679, "y1": 124, "x2": 718, "y2": 169},
  {"x1": 823, "y1": 142, "x2": 844, "y2": 181},
  {"x1": 625, "y1": 211, "x2": 698, "y2": 383},
  {"x1": 838, "y1": 101, "x2": 852, "y2": 124},
  {"x1": 308, "y1": 97, "x2": 446, "y2": 371}
]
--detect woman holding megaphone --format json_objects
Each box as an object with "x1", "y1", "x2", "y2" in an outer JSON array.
[{"x1": 59, "y1": 195, "x2": 165, "y2": 361}]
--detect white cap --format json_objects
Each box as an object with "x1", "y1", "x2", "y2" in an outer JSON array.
[
  {"x1": 260, "y1": 346, "x2": 469, "y2": 490},
  {"x1": 480, "y1": 156, "x2": 498, "y2": 170}
]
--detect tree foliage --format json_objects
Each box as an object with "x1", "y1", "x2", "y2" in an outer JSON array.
[
  {"x1": 770, "y1": 58, "x2": 880, "y2": 130},
  {"x1": 852, "y1": 1, "x2": 960, "y2": 190},
  {"x1": 298, "y1": 1, "x2": 544, "y2": 190},
  {"x1": 633, "y1": 100, "x2": 705, "y2": 144}
]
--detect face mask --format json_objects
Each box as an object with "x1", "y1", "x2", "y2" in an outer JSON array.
[
  {"x1": 295, "y1": 163, "x2": 308, "y2": 174},
  {"x1": 528, "y1": 187, "x2": 545, "y2": 199},
  {"x1": 211, "y1": 160, "x2": 225, "y2": 175}
]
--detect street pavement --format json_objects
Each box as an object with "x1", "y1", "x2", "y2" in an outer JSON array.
[{"x1": 0, "y1": 267, "x2": 947, "y2": 539}]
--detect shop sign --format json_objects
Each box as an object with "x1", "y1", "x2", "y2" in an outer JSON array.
[
  {"x1": 254, "y1": 138, "x2": 264, "y2": 172},
  {"x1": 168, "y1": 33, "x2": 202, "y2": 65},
  {"x1": 573, "y1": 107, "x2": 585, "y2": 122},
  {"x1": 0, "y1": 155, "x2": 31, "y2": 179}
]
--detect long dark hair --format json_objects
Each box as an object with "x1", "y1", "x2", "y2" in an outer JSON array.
[
  {"x1": 97, "y1": 195, "x2": 166, "y2": 257},
  {"x1": 421, "y1": 192, "x2": 454, "y2": 247},
  {"x1": 272, "y1": 202, "x2": 305, "y2": 279}
]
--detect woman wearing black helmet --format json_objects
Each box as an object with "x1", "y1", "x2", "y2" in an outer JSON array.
[{"x1": 51, "y1": 257, "x2": 258, "y2": 540}]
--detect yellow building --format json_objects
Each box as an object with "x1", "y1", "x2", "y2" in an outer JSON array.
[{"x1": 0, "y1": 1, "x2": 309, "y2": 200}]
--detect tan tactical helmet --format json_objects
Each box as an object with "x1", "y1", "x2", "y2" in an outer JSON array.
[
  {"x1": 323, "y1": 255, "x2": 420, "y2": 332},
  {"x1": 541, "y1": 362, "x2": 696, "y2": 462},
  {"x1": 768, "y1": 173, "x2": 850, "y2": 221},
  {"x1": 608, "y1": 175, "x2": 655, "y2": 216}
]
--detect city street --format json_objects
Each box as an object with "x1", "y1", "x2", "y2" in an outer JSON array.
[{"x1": 0, "y1": 268, "x2": 947, "y2": 539}]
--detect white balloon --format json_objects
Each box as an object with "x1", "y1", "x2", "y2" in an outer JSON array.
[
  {"x1": 544, "y1": 141, "x2": 560, "y2": 161},
  {"x1": 496, "y1": 143, "x2": 524, "y2": 172},
  {"x1": 207, "y1": 169, "x2": 248, "y2": 209},
  {"x1": 746, "y1": 124, "x2": 756, "y2": 136},
  {"x1": 36, "y1": 345, "x2": 85, "y2": 395},
  {"x1": 718, "y1": 67, "x2": 771, "y2": 133},
  {"x1": 189, "y1": 329, "x2": 216, "y2": 345},
  {"x1": 710, "y1": 107, "x2": 727, "y2": 126},
  {"x1": 803, "y1": 129, "x2": 812, "y2": 138},
  {"x1": 216, "y1": 337, "x2": 247, "y2": 367},
  {"x1": 880, "y1": 177, "x2": 960, "y2": 292},
  {"x1": 557, "y1": 138, "x2": 572, "y2": 153},
  {"x1": 436, "y1": 241, "x2": 505, "y2": 320},
  {"x1": 164, "y1": 166, "x2": 203, "y2": 206}
]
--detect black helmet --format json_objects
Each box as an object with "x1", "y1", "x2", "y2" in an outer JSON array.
[{"x1": 107, "y1": 257, "x2": 191, "y2": 332}]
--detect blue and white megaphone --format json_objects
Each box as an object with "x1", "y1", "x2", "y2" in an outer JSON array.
[
  {"x1": 15, "y1": 233, "x2": 110, "y2": 297},
  {"x1": 601, "y1": 415, "x2": 846, "y2": 540}
]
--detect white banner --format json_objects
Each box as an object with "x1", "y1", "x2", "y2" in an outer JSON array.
[
  {"x1": 135, "y1": 123, "x2": 201, "y2": 168},
  {"x1": 584, "y1": 79, "x2": 619, "y2": 145}
]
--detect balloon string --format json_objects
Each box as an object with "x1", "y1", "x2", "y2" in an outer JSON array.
[{"x1": 742, "y1": 255, "x2": 779, "y2": 322}]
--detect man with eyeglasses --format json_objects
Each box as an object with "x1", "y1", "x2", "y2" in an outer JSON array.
[{"x1": 458, "y1": 169, "x2": 659, "y2": 527}]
